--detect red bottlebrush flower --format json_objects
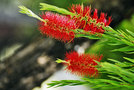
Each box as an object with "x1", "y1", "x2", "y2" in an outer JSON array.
[
  {"x1": 93, "y1": 9, "x2": 98, "y2": 19},
  {"x1": 69, "y1": 4, "x2": 91, "y2": 17},
  {"x1": 64, "y1": 51, "x2": 102, "y2": 77},
  {"x1": 69, "y1": 4, "x2": 112, "y2": 34},
  {"x1": 39, "y1": 12, "x2": 76, "y2": 42}
]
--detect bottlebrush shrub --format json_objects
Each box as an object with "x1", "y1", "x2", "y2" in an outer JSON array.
[
  {"x1": 19, "y1": 3, "x2": 112, "y2": 43},
  {"x1": 19, "y1": 3, "x2": 134, "y2": 90},
  {"x1": 39, "y1": 12, "x2": 76, "y2": 42},
  {"x1": 63, "y1": 51, "x2": 102, "y2": 77},
  {"x1": 69, "y1": 4, "x2": 112, "y2": 34}
]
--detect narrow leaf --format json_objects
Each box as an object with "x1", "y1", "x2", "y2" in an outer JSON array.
[
  {"x1": 126, "y1": 29, "x2": 134, "y2": 37},
  {"x1": 18, "y1": 6, "x2": 45, "y2": 22},
  {"x1": 123, "y1": 57, "x2": 134, "y2": 63},
  {"x1": 112, "y1": 46, "x2": 134, "y2": 52},
  {"x1": 121, "y1": 38, "x2": 134, "y2": 46},
  {"x1": 108, "y1": 75, "x2": 126, "y2": 83},
  {"x1": 40, "y1": 3, "x2": 75, "y2": 16},
  {"x1": 75, "y1": 34, "x2": 101, "y2": 39}
]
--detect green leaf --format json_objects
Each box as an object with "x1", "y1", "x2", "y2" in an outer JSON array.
[
  {"x1": 75, "y1": 34, "x2": 101, "y2": 39},
  {"x1": 126, "y1": 29, "x2": 134, "y2": 37},
  {"x1": 102, "y1": 34, "x2": 120, "y2": 42},
  {"x1": 101, "y1": 62, "x2": 134, "y2": 84},
  {"x1": 83, "y1": 78, "x2": 120, "y2": 86},
  {"x1": 119, "y1": 74, "x2": 134, "y2": 84},
  {"x1": 121, "y1": 39, "x2": 134, "y2": 46},
  {"x1": 123, "y1": 57, "x2": 134, "y2": 63},
  {"x1": 107, "y1": 42, "x2": 124, "y2": 46},
  {"x1": 108, "y1": 58, "x2": 121, "y2": 63},
  {"x1": 18, "y1": 6, "x2": 45, "y2": 22},
  {"x1": 55, "y1": 59, "x2": 66, "y2": 63},
  {"x1": 101, "y1": 62, "x2": 134, "y2": 78},
  {"x1": 93, "y1": 79, "x2": 120, "y2": 86},
  {"x1": 108, "y1": 75, "x2": 127, "y2": 83},
  {"x1": 112, "y1": 46, "x2": 134, "y2": 52},
  {"x1": 47, "y1": 80, "x2": 87, "y2": 88},
  {"x1": 104, "y1": 26, "x2": 119, "y2": 35},
  {"x1": 125, "y1": 52, "x2": 134, "y2": 54},
  {"x1": 74, "y1": 29, "x2": 101, "y2": 39},
  {"x1": 40, "y1": 3, "x2": 75, "y2": 16}
]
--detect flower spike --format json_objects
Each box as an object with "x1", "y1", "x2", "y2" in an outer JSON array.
[
  {"x1": 64, "y1": 51, "x2": 102, "y2": 77},
  {"x1": 69, "y1": 4, "x2": 112, "y2": 34},
  {"x1": 39, "y1": 12, "x2": 77, "y2": 42}
]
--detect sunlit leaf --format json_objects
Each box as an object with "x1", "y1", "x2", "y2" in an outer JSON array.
[{"x1": 40, "y1": 3, "x2": 75, "y2": 16}]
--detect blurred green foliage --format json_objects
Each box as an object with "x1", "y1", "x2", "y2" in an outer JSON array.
[{"x1": 116, "y1": 14, "x2": 134, "y2": 32}]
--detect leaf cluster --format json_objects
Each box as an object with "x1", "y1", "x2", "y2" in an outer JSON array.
[{"x1": 103, "y1": 27, "x2": 134, "y2": 53}]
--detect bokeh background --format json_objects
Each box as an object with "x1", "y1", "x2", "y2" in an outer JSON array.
[{"x1": 0, "y1": 0, "x2": 134, "y2": 90}]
